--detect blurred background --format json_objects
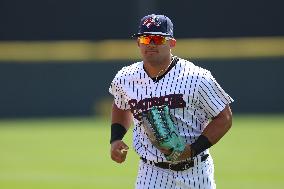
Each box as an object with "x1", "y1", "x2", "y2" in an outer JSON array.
[{"x1": 0, "y1": 0, "x2": 283, "y2": 188}]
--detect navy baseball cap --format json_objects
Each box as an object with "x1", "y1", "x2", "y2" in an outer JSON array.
[{"x1": 132, "y1": 14, "x2": 174, "y2": 38}]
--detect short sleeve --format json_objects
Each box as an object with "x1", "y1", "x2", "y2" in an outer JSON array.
[
  {"x1": 109, "y1": 76, "x2": 130, "y2": 110},
  {"x1": 198, "y1": 71, "x2": 234, "y2": 118}
]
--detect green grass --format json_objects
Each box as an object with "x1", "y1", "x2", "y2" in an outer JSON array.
[{"x1": 0, "y1": 115, "x2": 283, "y2": 189}]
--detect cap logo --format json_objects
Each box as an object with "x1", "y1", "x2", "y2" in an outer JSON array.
[{"x1": 142, "y1": 16, "x2": 162, "y2": 28}]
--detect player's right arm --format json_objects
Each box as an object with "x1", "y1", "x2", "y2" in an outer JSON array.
[{"x1": 110, "y1": 102, "x2": 132, "y2": 163}]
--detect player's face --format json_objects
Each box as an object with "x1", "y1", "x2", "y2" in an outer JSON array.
[{"x1": 137, "y1": 35, "x2": 176, "y2": 62}]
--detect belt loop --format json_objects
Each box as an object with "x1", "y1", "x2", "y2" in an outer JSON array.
[
  {"x1": 193, "y1": 154, "x2": 202, "y2": 166},
  {"x1": 198, "y1": 155, "x2": 202, "y2": 164},
  {"x1": 193, "y1": 156, "x2": 198, "y2": 166}
]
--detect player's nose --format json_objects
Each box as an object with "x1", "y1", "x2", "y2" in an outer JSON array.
[{"x1": 149, "y1": 39, "x2": 156, "y2": 45}]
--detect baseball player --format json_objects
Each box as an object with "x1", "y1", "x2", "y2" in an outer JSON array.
[{"x1": 109, "y1": 14, "x2": 233, "y2": 189}]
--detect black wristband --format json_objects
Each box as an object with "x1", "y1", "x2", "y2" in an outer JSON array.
[
  {"x1": 190, "y1": 135, "x2": 212, "y2": 156},
  {"x1": 110, "y1": 123, "x2": 127, "y2": 144}
]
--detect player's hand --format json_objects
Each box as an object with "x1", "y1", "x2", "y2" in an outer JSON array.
[
  {"x1": 110, "y1": 140, "x2": 129, "y2": 163},
  {"x1": 159, "y1": 144, "x2": 192, "y2": 161},
  {"x1": 178, "y1": 144, "x2": 192, "y2": 161},
  {"x1": 158, "y1": 147, "x2": 172, "y2": 155}
]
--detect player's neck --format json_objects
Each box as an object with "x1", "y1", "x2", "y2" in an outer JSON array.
[{"x1": 143, "y1": 56, "x2": 172, "y2": 78}]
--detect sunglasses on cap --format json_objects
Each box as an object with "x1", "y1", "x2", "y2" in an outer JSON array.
[{"x1": 138, "y1": 35, "x2": 171, "y2": 45}]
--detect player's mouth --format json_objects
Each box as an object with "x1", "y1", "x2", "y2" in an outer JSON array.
[{"x1": 145, "y1": 50, "x2": 158, "y2": 54}]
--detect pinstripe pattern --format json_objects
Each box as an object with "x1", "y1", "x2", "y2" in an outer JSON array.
[
  {"x1": 109, "y1": 57, "x2": 233, "y2": 188},
  {"x1": 135, "y1": 154, "x2": 216, "y2": 189}
]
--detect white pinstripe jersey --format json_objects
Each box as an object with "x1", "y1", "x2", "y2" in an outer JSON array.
[{"x1": 109, "y1": 57, "x2": 233, "y2": 162}]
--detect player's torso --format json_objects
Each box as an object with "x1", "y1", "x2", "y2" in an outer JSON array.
[
  {"x1": 118, "y1": 58, "x2": 209, "y2": 160},
  {"x1": 122, "y1": 59, "x2": 208, "y2": 128}
]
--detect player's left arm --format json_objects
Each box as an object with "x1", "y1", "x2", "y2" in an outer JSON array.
[
  {"x1": 178, "y1": 105, "x2": 232, "y2": 160},
  {"x1": 202, "y1": 104, "x2": 232, "y2": 144}
]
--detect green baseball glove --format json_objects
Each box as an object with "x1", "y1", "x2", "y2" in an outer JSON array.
[{"x1": 142, "y1": 105, "x2": 186, "y2": 162}]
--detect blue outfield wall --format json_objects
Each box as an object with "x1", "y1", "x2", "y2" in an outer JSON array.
[
  {"x1": 1, "y1": 0, "x2": 284, "y2": 40},
  {"x1": 0, "y1": 58, "x2": 283, "y2": 118}
]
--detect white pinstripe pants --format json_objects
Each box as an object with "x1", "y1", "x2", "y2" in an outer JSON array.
[{"x1": 135, "y1": 154, "x2": 216, "y2": 189}]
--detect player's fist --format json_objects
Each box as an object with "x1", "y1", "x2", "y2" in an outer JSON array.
[
  {"x1": 178, "y1": 144, "x2": 192, "y2": 161},
  {"x1": 110, "y1": 140, "x2": 129, "y2": 163},
  {"x1": 159, "y1": 144, "x2": 192, "y2": 161}
]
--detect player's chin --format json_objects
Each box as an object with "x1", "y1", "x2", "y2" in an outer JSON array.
[{"x1": 143, "y1": 52, "x2": 159, "y2": 60}]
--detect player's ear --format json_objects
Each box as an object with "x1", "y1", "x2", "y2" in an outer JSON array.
[{"x1": 169, "y1": 38, "x2": 176, "y2": 48}]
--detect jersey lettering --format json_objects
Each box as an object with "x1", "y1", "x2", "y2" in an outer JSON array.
[{"x1": 128, "y1": 94, "x2": 186, "y2": 120}]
